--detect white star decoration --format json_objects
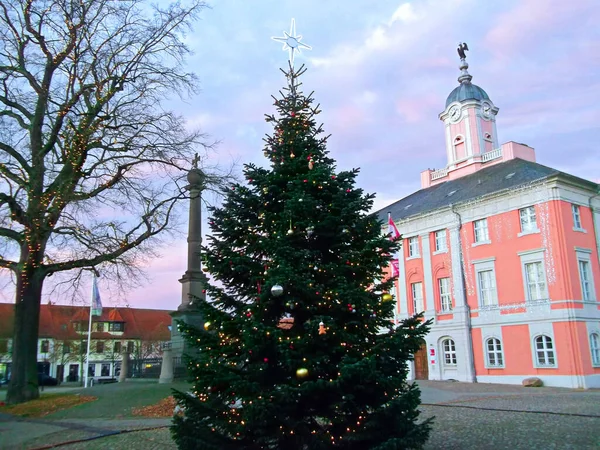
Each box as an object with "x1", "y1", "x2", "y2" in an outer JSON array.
[{"x1": 271, "y1": 18, "x2": 312, "y2": 65}]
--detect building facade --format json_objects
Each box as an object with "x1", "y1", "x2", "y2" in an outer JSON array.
[
  {"x1": 380, "y1": 51, "x2": 600, "y2": 389},
  {"x1": 0, "y1": 303, "x2": 171, "y2": 383}
]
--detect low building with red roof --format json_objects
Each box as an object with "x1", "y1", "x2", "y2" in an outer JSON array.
[{"x1": 0, "y1": 302, "x2": 171, "y2": 383}]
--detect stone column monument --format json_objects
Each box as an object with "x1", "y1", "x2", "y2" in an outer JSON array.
[{"x1": 162, "y1": 155, "x2": 208, "y2": 381}]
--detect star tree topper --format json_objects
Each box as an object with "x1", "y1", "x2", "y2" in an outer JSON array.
[{"x1": 271, "y1": 18, "x2": 312, "y2": 65}]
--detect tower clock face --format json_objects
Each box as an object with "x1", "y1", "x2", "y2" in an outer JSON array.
[
  {"x1": 482, "y1": 103, "x2": 492, "y2": 118},
  {"x1": 449, "y1": 106, "x2": 460, "y2": 121}
]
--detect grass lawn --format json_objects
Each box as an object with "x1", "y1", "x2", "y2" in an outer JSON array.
[{"x1": 47, "y1": 380, "x2": 191, "y2": 419}]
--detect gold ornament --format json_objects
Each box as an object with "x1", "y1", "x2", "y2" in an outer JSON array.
[
  {"x1": 204, "y1": 321, "x2": 212, "y2": 330},
  {"x1": 308, "y1": 160, "x2": 314, "y2": 170},
  {"x1": 296, "y1": 368, "x2": 309, "y2": 378},
  {"x1": 290, "y1": 152, "x2": 295, "y2": 158},
  {"x1": 382, "y1": 293, "x2": 393, "y2": 302}
]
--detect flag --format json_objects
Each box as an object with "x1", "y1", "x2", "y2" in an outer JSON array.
[
  {"x1": 92, "y1": 276, "x2": 102, "y2": 316},
  {"x1": 388, "y1": 214, "x2": 400, "y2": 240},
  {"x1": 391, "y1": 259, "x2": 399, "y2": 277}
]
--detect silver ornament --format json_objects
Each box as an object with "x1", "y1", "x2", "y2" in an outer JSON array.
[{"x1": 271, "y1": 284, "x2": 284, "y2": 297}]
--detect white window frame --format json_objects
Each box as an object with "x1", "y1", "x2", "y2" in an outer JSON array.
[
  {"x1": 572, "y1": 204, "x2": 585, "y2": 231},
  {"x1": 407, "y1": 236, "x2": 420, "y2": 258},
  {"x1": 438, "y1": 277, "x2": 452, "y2": 312},
  {"x1": 473, "y1": 218, "x2": 490, "y2": 245},
  {"x1": 434, "y1": 230, "x2": 447, "y2": 253},
  {"x1": 518, "y1": 249, "x2": 549, "y2": 304},
  {"x1": 485, "y1": 337, "x2": 504, "y2": 368},
  {"x1": 441, "y1": 338, "x2": 457, "y2": 366},
  {"x1": 533, "y1": 334, "x2": 556, "y2": 368},
  {"x1": 518, "y1": 206, "x2": 539, "y2": 235},
  {"x1": 411, "y1": 282, "x2": 424, "y2": 313},
  {"x1": 576, "y1": 248, "x2": 596, "y2": 301},
  {"x1": 472, "y1": 258, "x2": 498, "y2": 309},
  {"x1": 590, "y1": 333, "x2": 600, "y2": 367}
]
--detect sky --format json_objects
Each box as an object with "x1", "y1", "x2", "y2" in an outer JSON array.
[{"x1": 3, "y1": 0, "x2": 598, "y2": 311}]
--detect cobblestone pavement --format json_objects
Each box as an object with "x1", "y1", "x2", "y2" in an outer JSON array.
[{"x1": 1, "y1": 381, "x2": 598, "y2": 449}]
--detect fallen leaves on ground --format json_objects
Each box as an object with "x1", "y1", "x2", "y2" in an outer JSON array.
[
  {"x1": 0, "y1": 394, "x2": 97, "y2": 417},
  {"x1": 132, "y1": 396, "x2": 177, "y2": 417}
]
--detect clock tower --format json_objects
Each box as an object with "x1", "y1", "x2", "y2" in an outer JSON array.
[{"x1": 438, "y1": 45, "x2": 499, "y2": 170}]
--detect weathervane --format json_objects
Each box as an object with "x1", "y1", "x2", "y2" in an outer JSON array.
[
  {"x1": 457, "y1": 42, "x2": 469, "y2": 60},
  {"x1": 271, "y1": 18, "x2": 312, "y2": 65}
]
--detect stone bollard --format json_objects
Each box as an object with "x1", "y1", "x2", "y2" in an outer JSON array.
[
  {"x1": 119, "y1": 351, "x2": 129, "y2": 383},
  {"x1": 159, "y1": 348, "x2": 174, "y2": 384}
]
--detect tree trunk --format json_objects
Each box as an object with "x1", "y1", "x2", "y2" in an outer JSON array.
[{"x1": 6, "y1": 271, "x2": 45, "y2": 404}]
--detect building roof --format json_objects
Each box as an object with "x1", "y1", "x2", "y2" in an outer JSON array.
[
  {"x1": 446, "y1": 82, "x2": 490, "y2": 107},
  {"x1": 377, "y1": 158, "x2": 599, "y2": 223},
  {"x1": 0, "y1": 303, "x2": 172, "y2": 341}
]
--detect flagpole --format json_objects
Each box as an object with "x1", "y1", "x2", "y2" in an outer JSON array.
[{"x1": 84, "y1": 274, "x2": 94, "y2": 388}]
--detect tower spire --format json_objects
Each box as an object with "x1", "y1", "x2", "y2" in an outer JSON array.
[{"x1": 457, "y1": 42, "x2": 472, "y2": 84}]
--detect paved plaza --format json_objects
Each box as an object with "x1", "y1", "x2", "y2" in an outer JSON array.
[{"x1": 0, "y1": 380, "x2": 598, "y2": 449}]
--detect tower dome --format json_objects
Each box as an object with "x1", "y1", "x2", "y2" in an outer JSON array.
[
  {"x1": 445, "y1": 83, "x2": 489, "y2": 107},
  {"x1": 445, "y1": 44, "x2": 491, "y2": 107}
]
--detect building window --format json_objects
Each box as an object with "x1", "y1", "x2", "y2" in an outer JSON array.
[
  {"x1": 96, "y1": 322, "x2": 104, "y2": 332},
  {"x1": 96, "y1": 341, "x2": 104, "y2": 353},
  {"x1": 442, "y1": 338, "x2": 457, "y2": 365},
  {"x1": 519, "y1": 206, "x2": 537, "y2": 232},
  {"x1": 40, "y1": 340, "x2": 49, "y2": 353},
  {"x1": 524, "y1": 261, "x2": 548, "y2": 301},
  {"x1": 534, "y1": 335, "x2": 556, "y2": 367},
  {"x1": 572, "y1": 204, "x2": 582, "y2": 229},
  {"x1": 438, "y1": 278, "x2": 452, "y2": 312},
  {"x1": 486, "y1": 338, "x2": 504, "y2": 367},
  {"x1": 408, "y1": 237, "x2": 419, "y2": 257},
  {"x1": 109, "y1": 322, "x2": 124, "y2": 332},
  {"x1": 473, "y1": 219, "x2": 489, "y2": 243},
  {"x1": 578, "y1": 260, "x2": 593, "y2": 301},
  {"x1": 434, "y1": 230, "x2": 447, "y2": 252},
  {"x1": 63, "y1": 343, "x2": 71, "y2": 354},
  {"x1": 411, "y1": 282, "x2": 424, "y2": 313},
  {"x1": 114, "y1": 342, "x2": 122, "y2": 354},
  {"x1": 477, "y1": 270, "x2": 497, "y2": 307},
  {"x1": 127, "y1": 341, "x2": 135, "y2": 354},
  {"x1": 101, "y1": 363, "x2": 111, "y2": 377},
  {"x1": 590, "y1": 333, "x2": 600, "y2": 366}
]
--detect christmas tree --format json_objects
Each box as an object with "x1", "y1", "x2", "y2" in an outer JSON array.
[{"x1": 172, "y1": 65, "x2": 432, "y2": 450}]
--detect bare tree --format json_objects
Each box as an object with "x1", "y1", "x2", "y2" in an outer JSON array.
[{"x1": 0, "y1": 0, "x2": 217, "y2": 404}]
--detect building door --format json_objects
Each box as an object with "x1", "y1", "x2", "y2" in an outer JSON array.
[
  {"x1": 68, "y1": 364, "x2": 79, "y2": 382},
  {"x1": 414, "y1": 341, "x2": 429, "y2": 380},
  {"x1": 56, "y1": 365, "x2": 64, "y2": 383}
]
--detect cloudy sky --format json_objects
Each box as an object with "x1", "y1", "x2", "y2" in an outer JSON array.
[
  {"x1": 116, "y1": 0, "x2": 600, "y2": 310},
  {"x1": 4, "y1": 0, "x2": 597, "y2": 310}
]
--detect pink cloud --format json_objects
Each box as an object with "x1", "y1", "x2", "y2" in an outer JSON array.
[{"x1": 484, "y1": 0, "x2": 595, "y2": 59}]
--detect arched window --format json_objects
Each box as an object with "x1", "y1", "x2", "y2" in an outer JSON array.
[
  {"x1": 453, "y1": 135, "x2": 466, "y2": 161},
  {"x1": 442, "y1": 338, "x2": 457, "y2": 365},
  {"x1": 485, "y1": 338, "x2": 504, "y2": 367},
  {"x1": 534, "y1": 335, "x2": 556, "y2": 367},
  {"x1": 590, "y1": 333, "x2": 600, "y2": 366}
]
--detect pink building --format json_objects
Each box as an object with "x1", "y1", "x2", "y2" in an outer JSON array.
[{"x1": 380, "y1": 49, "x2": 600, "y2": 388}]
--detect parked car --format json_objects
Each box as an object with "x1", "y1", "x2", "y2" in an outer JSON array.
[{"x1": 38, "y1": 373, "x2": 58, "y2": 386}]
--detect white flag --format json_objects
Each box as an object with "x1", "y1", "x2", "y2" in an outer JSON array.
[{"x1": 92, "y1": 276, "x2": 103, "y2": 316}]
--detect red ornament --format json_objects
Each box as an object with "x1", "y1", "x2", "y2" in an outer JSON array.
[
  {"x1": 331, "y1": 175, "x2": 336, "y2": 179},
  {"x1": 291, "y1": 112, "x2": 296, "y2": 117},
  {"x1": 346, "y1": 189, "x2": 351, "y2": 193},
  {"x1": 304, "y1": 179, "x2": 308, "y2": 183},
  {"x1": 264, "y1": 357, "x2": 269, "y2": 363}
]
